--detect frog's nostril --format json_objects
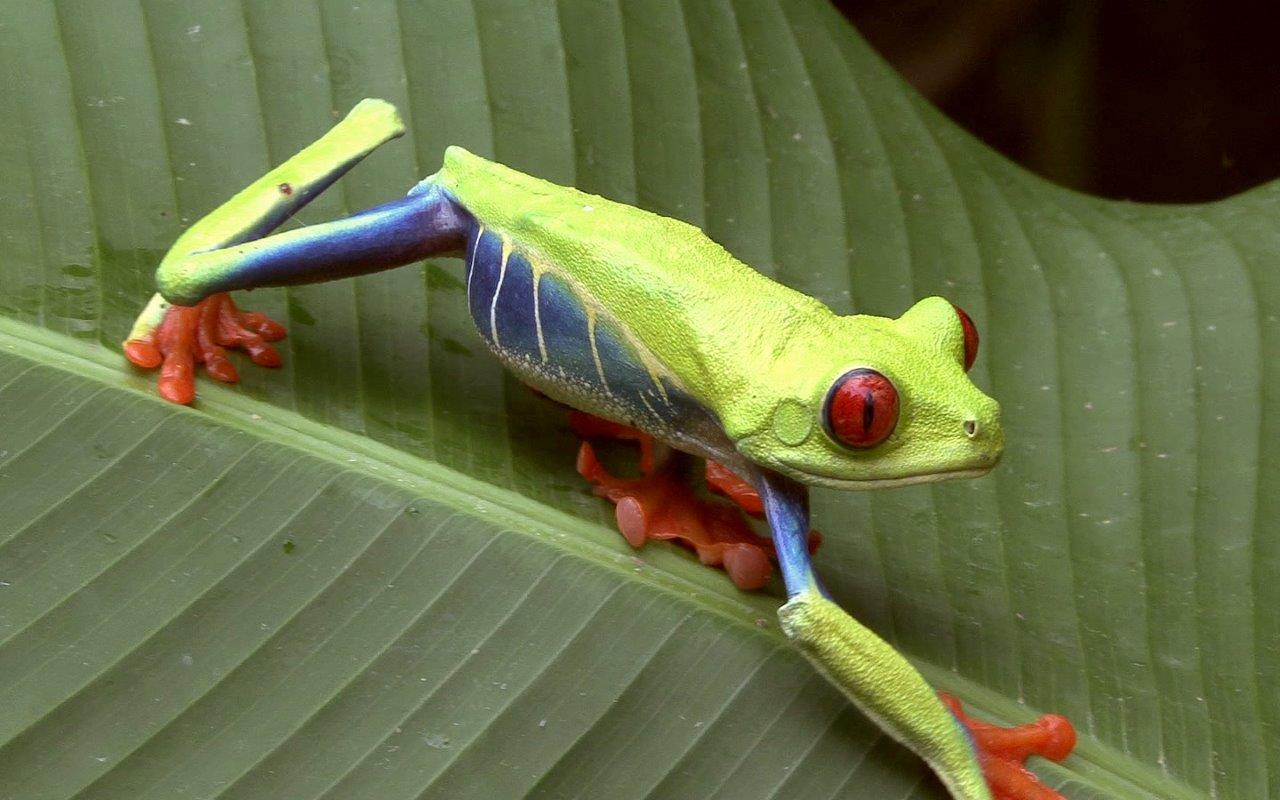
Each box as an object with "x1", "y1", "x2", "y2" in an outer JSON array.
[{"x1": 963, "y1": 419, "x2": 978, "y2": 438}]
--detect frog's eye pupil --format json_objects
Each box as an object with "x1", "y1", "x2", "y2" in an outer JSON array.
[
  {"x1": 953, "y1": 304, "x2": 979, "y2": 371},
  {"x1": 825, "y1": 369, "x2": 899, "y2": 449}
]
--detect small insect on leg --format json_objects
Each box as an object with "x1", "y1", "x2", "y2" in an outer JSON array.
[
  {"x1": 939, "y1": 694, "x2": 1077, "y2": 800},
  {"x1": 571, "y1": 411, "x2": 801, "y2": 590}
]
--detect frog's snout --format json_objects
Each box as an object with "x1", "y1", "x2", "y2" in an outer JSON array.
[{"x1": 962, "y1": 398, "x2": 1004, "y2": 464}]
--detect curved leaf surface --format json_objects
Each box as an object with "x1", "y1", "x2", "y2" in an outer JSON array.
[{"x1": 1, "y1": 1, "x2": 1276, "y2": 798}]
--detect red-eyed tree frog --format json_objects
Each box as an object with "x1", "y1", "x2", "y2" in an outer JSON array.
[{"x1": 124, "y1": 99, "x2": 1076, "y2": 800}]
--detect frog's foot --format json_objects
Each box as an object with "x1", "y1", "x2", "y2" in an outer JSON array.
[
  {"x1": 124, "y1": 292, "x2": 286, "y2": 405},
  {"x1": 575, "y1": 440, "x2": 774, "y2": 589},
  {"x1": 939, "y1": 693, "x2": 1077, "y2": 800}
]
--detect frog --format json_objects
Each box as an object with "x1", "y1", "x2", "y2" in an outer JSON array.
[{"x1": 124, "y1": 99, "x2": 1076, "y2": 800}]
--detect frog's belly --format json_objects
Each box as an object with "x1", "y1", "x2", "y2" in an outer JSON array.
[{"x1": 462, "y1": 222, "x2": 730, "y2": 460}]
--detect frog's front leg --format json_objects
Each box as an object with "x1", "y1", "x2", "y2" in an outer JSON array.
[
  {"x1": 757, "y1": 470, "x2": 1075, "y2": 800},
  {"x1": 125, "y1": 98, "x2": 471, "y2": 404}
]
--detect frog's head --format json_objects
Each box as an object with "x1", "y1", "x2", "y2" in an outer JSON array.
[{"x1": 733, "y1": 296, "x2": 1002, "y2": 489}]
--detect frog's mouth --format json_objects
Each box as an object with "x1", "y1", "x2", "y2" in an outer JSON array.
[
  {"x1": 731, "y1": 429, "x2": 1001, "y2": 491},
  {"x1": 760, "y1": 453, "x2": 998, "y2": 491},
  {"x1": 780, "y1": 464, "x2": 996, "y2": 491}
]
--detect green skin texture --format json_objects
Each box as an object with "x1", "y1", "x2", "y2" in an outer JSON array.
[{"x1": 136, "y1": 99, "x2": 1007, "y2": 800}]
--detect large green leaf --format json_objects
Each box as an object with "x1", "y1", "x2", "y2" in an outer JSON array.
[{"x1": 0, "y1": 1, "x2": 1274, "y2": 798}]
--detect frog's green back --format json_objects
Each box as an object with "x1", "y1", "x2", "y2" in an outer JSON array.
[{"x1": 433, "y1": 146, "x2": 836, "y2": 406}]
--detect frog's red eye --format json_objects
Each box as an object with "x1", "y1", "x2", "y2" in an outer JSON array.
[
  {"x1": 953, "y1": 304, "x2": 979, "y2": 371},
  {"x1": 824, "y1": 369, "x2": 899, "y2": 449}
]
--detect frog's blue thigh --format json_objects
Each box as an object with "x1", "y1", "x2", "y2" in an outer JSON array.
[{"x1": 159, "y1": 183, "x2": 473, "y2": 304}]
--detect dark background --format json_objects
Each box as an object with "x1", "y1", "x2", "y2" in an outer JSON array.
[{"x1": 837, "y1": 0, "x2": 1280, "y2": 202}]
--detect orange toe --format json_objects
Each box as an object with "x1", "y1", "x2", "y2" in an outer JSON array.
[
  {"x1": 940, "y1": 693, "x2": 1077, "y2": 800},
  {"x1": 124, "y1": 339, "x2": 162, "y2": 369},
  {"x1": 238, "y1": 310, "x2": 287, "y2": 340},
  {"x1": 157, "y1": 376, "x2": 196, "y2": 405},
  {"x1": 614, "y1": 496, "x2": 650, "y2": 548},
  {"x1": 721, "y1": 544, "x2": 771, "y2": 591}
]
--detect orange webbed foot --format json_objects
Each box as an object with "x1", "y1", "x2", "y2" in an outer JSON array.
[
  {"x1": 575, "y1": 439, "x2": 773, "y2": 589},
  {"x1": 940, "y1": 693, "x2": 1077, "y2": 800},
  {"x1": 570, "y1": 412, "x2": 819, "y2": 590},
  {"x1": 124, "y1": 293, "x2": 286, "y2": 405}
]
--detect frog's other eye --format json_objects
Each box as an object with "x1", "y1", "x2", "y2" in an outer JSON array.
[
  {"x1": 952, "y1": 304, "x2": 979, "y2": 371},
  {"x1": 824, "y1": 369, "x2": 899, "y2": 449}
]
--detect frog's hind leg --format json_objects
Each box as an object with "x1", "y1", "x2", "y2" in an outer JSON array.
[
  {"x1": 151, "y1": 183, "x2": 470, "y2": 308},
  {"x1": 126, "y1": 99, "x2": 472, "y2": 404}
]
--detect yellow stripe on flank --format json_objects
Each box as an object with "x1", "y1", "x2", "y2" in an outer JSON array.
[
  {"x1": 587, "y1": 310, "x2": 611, "y2": 394},
  {"x1": 490, "y1": 236, "x2": 511, "y2": 348},
  {"x1": 641, "y1": 355, "x2": 671, "y2": 404},
  {"x1": 466, "y1": 225, "x2": 484, "y2": 303},
  {"x1": 532, "y1": 266, "x2": 548, "y2": 363}
]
